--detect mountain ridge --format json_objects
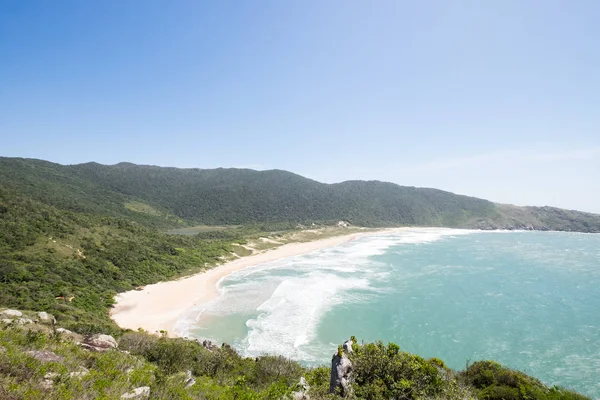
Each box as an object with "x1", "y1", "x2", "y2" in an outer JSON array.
[{"x1": 1, "y1": 156, "x2": 599, "y2": 232}]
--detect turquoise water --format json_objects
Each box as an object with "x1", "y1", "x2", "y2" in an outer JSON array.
[{"x1": 176, "y1": 229, "x2": 600, "y2": 398}]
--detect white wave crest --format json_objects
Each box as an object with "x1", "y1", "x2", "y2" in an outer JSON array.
[{"x1": 241, "y1": 272, "x2": 370, "y2": 360}]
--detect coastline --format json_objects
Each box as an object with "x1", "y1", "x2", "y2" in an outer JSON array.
[{"x1": 110, "y1": 229, "x2": 387, "y2": 336}]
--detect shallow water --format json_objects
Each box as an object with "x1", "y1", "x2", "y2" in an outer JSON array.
[{"x1": 177, "y1": 229, "x2": 600, "y2": 398}]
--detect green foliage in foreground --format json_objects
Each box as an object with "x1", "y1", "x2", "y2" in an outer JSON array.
[
  {"x1": 460, "y1": 360, "x2": 589, "y2": 400},
  {"x1": 346, "y1": 341, "x2": 587, "y2": 400},
  {"x1": 0, "y1": 325, "x2": 589, "y2": 400}
]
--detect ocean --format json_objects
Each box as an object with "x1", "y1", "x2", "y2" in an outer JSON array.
[{"x1": 176, "y1": 229, "x2": 600, "y2": 398}]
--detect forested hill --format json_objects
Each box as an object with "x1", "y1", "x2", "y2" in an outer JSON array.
[{"x1": 1, "y1": 157, "x2": 600, "y2": 232}]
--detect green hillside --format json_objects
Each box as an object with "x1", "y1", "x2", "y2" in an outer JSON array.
[
  {"x1": 2, "y1": 157, "x2": 599, "y2": 231},
  {"x1": 0, "y1": 188, "x2": 259, "y2": 334}
]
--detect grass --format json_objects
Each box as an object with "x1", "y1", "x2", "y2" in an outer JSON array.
[
  {"x1": 124, "y1": 201, "x2": 162, "y2": 217},
  {"x1": 166, "y1": 225, "x2": 236, "y2": 236}
]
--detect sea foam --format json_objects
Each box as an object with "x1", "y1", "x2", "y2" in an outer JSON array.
[{"x1": 180, "y1": 228, "x2": 474, "y2": 360}]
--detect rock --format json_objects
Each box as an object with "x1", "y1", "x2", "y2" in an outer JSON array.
[
  {"x1": 14, "y1": 318, "x2": 34, "y2": 325},
  {"x1": 41, "y1": 380, "x2": 54, "y2": 390},
  {"x1": 292, "y1": 377, "x2": 311, "y2": 400},
  {"x1": 202, "y1": 340, "x2": 224, "y2": 351},
  {"x1": 0, "y1": 346, "x2": 6, "y2": 353},
  {"x1": 42, "y1": 372, "x2": 59, "y2": 390},
  {"x1": 37, "y1": 312, "x2": 56, "y2": 324},
  {"x1": 56, "y1": 328, "x2": 73, "y2": 335},
  {"x1": 0, "y1": 309, "x2": 22, "y2": 318},
  {"x1": 342, "y1": 339, "x2": 353, "y2": 354},
  {"x1": 184, "y1": 370, "x2": 196, "y2": 388},
  {"x1": 121, "y1": 386, "x2": 150, "y2": 399},
  {"x1": 201, "y1": 339, "x2": 219, "y2": 351},
  {"x1": 26, "y1": 350, "x2": 64, "y2": 363},
  {"x1": 329, "y1": 346, "x2": 353, "y2": 396},
  {"x1": 1, "y1": 319, "x2": 13, "y2": 325},
  {"x1": 298, "y1": 376, "x2": 309, "y2": 391},
  {"x1": 293, "y1": 392, "x2": 310, "y2": 400},
  {"x1": 69, "y1": 367, "x2": 89, "y2": 379},
  {"x1": 82, "y1": 334, "x2": 118, "y2": 351}
]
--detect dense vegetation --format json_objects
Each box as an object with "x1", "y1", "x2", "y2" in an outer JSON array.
[
  {"x1": 2, "y1": 157, "x2": 599, "y2": 231},
  {"x1": 0, "y1": 188, "x2": 268, "y2": 334},
  {"x1": 0, "y1": 323, "x2": 589, "y2": 399}
]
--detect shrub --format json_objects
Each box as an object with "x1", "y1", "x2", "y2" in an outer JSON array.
[
  {"x1": 351, "y1": 341, "x2": 445, "y2": 399},
  {"x1": 251, "y1": 355, "x2": 302, "y2": 388}
]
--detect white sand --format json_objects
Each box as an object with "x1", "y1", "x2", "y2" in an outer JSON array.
[{"x1": 111, "y1": 231, "x2": 381, "y2": 336}]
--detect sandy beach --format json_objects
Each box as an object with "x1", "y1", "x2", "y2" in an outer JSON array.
[{"x1": 111, "y1": 230, "x2": 380, "y2": 336}]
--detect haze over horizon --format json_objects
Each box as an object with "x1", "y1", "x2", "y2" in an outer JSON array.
[{"x1": 1, "y1": 1, "x2": 599, "y2": 213}]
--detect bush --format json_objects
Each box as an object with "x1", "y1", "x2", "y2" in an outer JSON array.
[
  {"x1": 459, "y1": 360, "x2": 587, "y2": 400},
  {"x1": 251, "y1": 355, "x2": 302, "y2": 388},
  {"x1": 351, "y1": 341, "x2": 445, "y2": 399}
]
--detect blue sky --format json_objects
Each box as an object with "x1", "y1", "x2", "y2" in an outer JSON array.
[{"x1": 1, "y1": 1, "x2": 599, "y2": 213}]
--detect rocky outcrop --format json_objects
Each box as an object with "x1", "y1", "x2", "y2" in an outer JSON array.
[
  {"x1": 201, "y1": 339, "x2": 219, "y2": 352},
  {"x1": 37, "y1": 312, "x2": 56, "y2": 324},
  {"x1": 26, "y1": 350, "x2": 64, "y2": 363},
  {"x1": 329, "y1": 339, "x2": 354, "y2": 396},
  {"x1": 14, "y1": 318, "x2": 34, "y2": 325},
  {"x1": 121, "y1": 386, "x2": 150, "y2": 399},
  {"x1": 0, "y1": 309, "x2": 22, "y2": 318},
  {"x1": 81, "y1": 334, "x2": 118, "y2": 352},
  {"x1": 342, "y1": 338, "x2": 353, "y2": 354}
]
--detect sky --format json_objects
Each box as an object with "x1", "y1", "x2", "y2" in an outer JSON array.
[{"x1": 1, "y1": 1, "x2": 599, "y2": 213}]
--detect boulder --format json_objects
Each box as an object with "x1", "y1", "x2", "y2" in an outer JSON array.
[
  {"x1": 0, "y1": 309, "x2": 22, "y2": 318},
  {"x1": 184, "y1": 370, "x2": 196, "y2": 388},
  {"x1": 292, "y1": 376, "x2": 311, "y2": 400},
  {"x1": 56, "y1": 328, "x2": 73, "y2": 335},
  {"x1": 37, "y1": 312, "x2": 56, "y2": 324},
  {"x1": 26, "y1": 350, "x2": 64, "y2": 363},
  {"x1": 329, "y1": 344, "x2": 353, "y2": 396},
  {"x1": 0, "y1": 345, "x2": 6, "y2": 353},
  {"x1": 1, "y1": 319, "x2": 13, "y2": 325},
  {"x1": 201, "y1": 339, "x2": 219, "y2": 351},
  {"x1": 14, "y1": 318, "x2": 34, "y2": 325},
  {"x1": 121, "y1": 386, "x2": 150, "y2": 399},
  {"x1": 82, "y1": 334, "x2": 118, "y2": 351}
]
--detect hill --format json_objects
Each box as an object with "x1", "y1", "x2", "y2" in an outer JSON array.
[{"x1": 2, "y1": 157, "x2": 599, "y2": 232}]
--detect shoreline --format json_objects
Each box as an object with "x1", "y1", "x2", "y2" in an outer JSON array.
[{"x1": 111, "y1": 229, "x2": 390, "y2": 336}]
